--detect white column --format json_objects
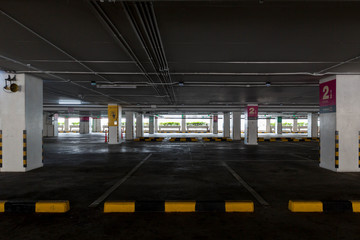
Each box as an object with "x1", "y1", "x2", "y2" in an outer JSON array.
[
  {"x1": 43, "y1": 112, "x2": 58, "y2": 137},
  {"x1": 125, "y1": 112, "x2": 135, "y2": 140},
  {"x1": 80, "y1": 116, "x2": 90, "y2": 134},
  {"x1": 223, "y1": 112, "x2": 231, "y2": 138},
  {"x1": 244, "y1": 104, "x2": 258, "y2": 145},
  {"x1": 154, "y1": 116, "x2": 158, "y2": 133},
  {"x1": 265, "y1": 118, "x2": 271, "y2": 133},
  {"x1": 209, "y1": 115, "x2": 213, "y2": 133},
  {"x1": 275, "y1": 116, "x2": 282, "y2": 135},
  {"x1": 319, "y1": 75, "x2": 360, "y2": 172},
  {"x1": 307, "y1": 113, "x2": 318, "y2": 138},
  {"x1": 136, "y1": 113, "x2": 144, "y2": 138},
  {"x1": 96, "y1": 118, "x2": 102, "y2": 132},
  {"x1": 293, "y1": 118, "x2": 298, "y2": 132},
  {"x1": 0, "y1": 73, "x2": 43, "y2": 172},
  {"x1": 64, "y1": 117, "x2": 70, "y2": 132},
  {"x1": 213, "y1": 114, "x2": 218, "y2": 134},
  {"x1": 149, "y1": 116, "x2": 155, "y2": 134},
  {"x1": 108, "y1": 104, "x2": 122, "y2": 144},
  {"x1": 181, "y1": 115, "x2": 186, "y2": 132},
  {"x1": 232, "y1": 112, "x2": 241, "y2": 140}
]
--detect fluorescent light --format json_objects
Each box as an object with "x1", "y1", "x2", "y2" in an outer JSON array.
[
  {"x1": 59, "y1": 100, "x2": 82, "y2": 105},
  {"x1": 96, "y1": 84, "x2": 137, "y2": 89}
]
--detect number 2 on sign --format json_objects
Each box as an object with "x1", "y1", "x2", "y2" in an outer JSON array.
[
  {"x1": 323, "y1": 86, "x2": 330, "y2": 100},
  {"x1": 249, "y1": 107, "x2": 255, "y2": 114}
]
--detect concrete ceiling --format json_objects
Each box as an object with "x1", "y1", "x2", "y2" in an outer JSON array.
[{"x1": 1, "y1": 0, "x2": 360, "y2": 112}]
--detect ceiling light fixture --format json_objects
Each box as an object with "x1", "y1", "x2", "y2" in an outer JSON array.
[{"x1": 96, "y1": 84, "x2": 137, "y2": 89}]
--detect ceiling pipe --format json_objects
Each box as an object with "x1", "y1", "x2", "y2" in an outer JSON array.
[
  {"x1": 15, "y1": 70, "x2": 357, "y2": 76},
  {"x1": 88, "y1": 1, "x2": 165, "y2": 100},
  {"x1": 122, "y1": 2, "x2": 175, "y2": 103}
]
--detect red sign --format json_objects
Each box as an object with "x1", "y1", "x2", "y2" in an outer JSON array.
[
  {"x1": 213, "y1": 115, "x2": 218, "y2": 122},
  {"x1": 319, "y1": 79, "x2": 336, "y2": 113},
  {"x1": 247, "y1": 105, "x2": 258, "y2": 119}
]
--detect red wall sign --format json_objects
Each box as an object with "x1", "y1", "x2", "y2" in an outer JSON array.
[
  {"x1": 213, "y1": 115, "x2": 218, "y2": 122},
  {"x1": 319, "y1": 79, "x2": 336, "y2": 113},
  {"x1": 247, "y1": 105, "x2": 258, "y2": 120}
]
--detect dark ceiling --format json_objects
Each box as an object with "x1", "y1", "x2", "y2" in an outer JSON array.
[{"x1": 1, "y1": 0, "x2": 360, "y2": 111}]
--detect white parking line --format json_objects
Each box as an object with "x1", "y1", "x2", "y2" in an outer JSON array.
[
  {"x1": 222, "y1": 161, "x2": 270, "y2": 206},
  {"x1": 89, "y1": 153, "x2": 152, "y2": 208}
]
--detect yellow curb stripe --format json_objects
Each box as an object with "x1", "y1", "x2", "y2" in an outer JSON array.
[
  {"x1": 288, "y1": 200, "x2": 323, "y2": 212},
  {"x1": 165, "y1": 201, "x2": 196, "y2": 212},
  {"x1": 104, "y1": 201, "x2": 135, "y2": 213},
  {"x1": 35, "y1": 200, "x2": 70, "y2": 213},
  {"x1": 225, "y1": 201, "x2": 254, "y2": 212},
  {"x1": 0, "y1": 201, "x2": 5, "y2": 212},
  {"x1": 351, "y1": 200, "x2": 360, "y2": 212}
]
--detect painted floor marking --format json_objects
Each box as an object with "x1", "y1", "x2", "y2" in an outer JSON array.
[
  {"x1": 222, "y1": 161, "x2": 270, "y2": 207},
  {"x1": 89, "y1": 153, "x2": 152, "y2": 208}
]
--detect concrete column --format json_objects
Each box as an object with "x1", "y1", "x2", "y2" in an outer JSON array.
[
  {"x1": 244, "y1": 104, "x2": 258, "y2": 145},
  {"x1": 213, "y1": 114, "x2": 218, "y2": 134},
  {"x1": 293, "y1": 119, "x2": 298, "y2": 132},
  {"x1": 275, "y1": 116, "x2": 282, "y2": 135},
  {"x1": 307, "y1": 113, "x2": 318, "y2": 138},
  {"x1": 149, "y1": 116, "x2": 155, "y2": 134},
  {"x1": 0, "y1": 73, "x2": 43, "y2": 172},
  {"x1": 154, "y1": 116, "x2": 158, "y2": 133},
  {"x1": 125, "y1": 112, "x2": 135, "y2": 140},
  {"x1": 80, "y1": 116, "x2": 90, "y2": 134},
  {"x1": 181, "y1": 115, "x2": 186, "y2": 132},
  {"x1": 232, "y1": 112, "x2": 241, "y2": 140},
  {"x1": 108, "y1": 104, "x2": 122, "y2": 144},
  {"x1": 223, "y1": 112, "x2": 231, "y2": 138},
  {"x1": 319, "y1": 75, "x2": 360, "y2": 172},
  {"x1": 92, "y1": 118, "x2": 101, "y2": 132},
  {"x1": 209, "y1": 115, "x2": 213, "y2": 133},
  {"x1": 43, "y1": 112, "x2": 58, "y2": 137},
  {"x1": 96, "y1": 118, "x2": 102, "y2": 132},
  {"x1": 64, "y1": 117, "x2": 70, "y2": 132},
  {"x1": 265, "y1": 118, "x2": 271, "y2": 133},
  {"x1": 136, "y1": 113, "x2": 144, "y2": 138}
]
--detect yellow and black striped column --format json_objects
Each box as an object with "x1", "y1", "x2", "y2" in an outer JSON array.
[
  {"x1": 335, "y1": 131, "x2": 339, "y2": 169},
  {"x1": 0, "y1": 130, "x2": 2, "y2": 168},
  {"x1": 23, "y1": 130, "x2": 27, "y2": 168}
]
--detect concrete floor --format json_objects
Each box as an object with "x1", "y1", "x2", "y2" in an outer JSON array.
[{"x1": 1, "y1": 133, "x2": 360, "y2": 240}]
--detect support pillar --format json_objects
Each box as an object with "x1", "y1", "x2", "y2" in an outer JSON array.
[
  {"x1": 307, "y1": 113, "x2": 318, "y2": 138},
  {"x1": 149, "y1": 115, "x2": 155, "y2": 134},
  {"x1": 125, "y1": 112, "x2": 135, "y2": 140},
  {"x1": 223, "y1": 112, "x2": 231, "y2": 138},
  {"x1": 209, "y1": 115, "x2": 213, "y2": 133},
  {"x1": 213, "y1": 114, "x2": 218, "y2": 134},
  {"x1": 108, "y1": 104, "x2": 122, "y2": 144},
  {"x1": 275, "y1": 116, "x2": 282, "y2": 135},
  {"x1": 64, "y1": 117, "x2": 70, "y2": 132},
  {"x1": 43, "y1": 112, "x2": 58, "y2": 137},
  {"x1": 232, "y1": 112, "x2": 241, "y2": 140},
  {"x1": 181, "y1": 115, "x2": 186, "y2": 132},
  {"x1": 0, "y1": 73, "x2": 43, "y2": 172},
  {"x1": 154, "y1": 116, "x2": 158, "y2": 133},
  {"x1": 92, "y1": 117, "x2": 101, "y2": 132},
  {"x1": 319, "y1": 75, "x2": 360, "y2": 172},
  {"x1": 293, "y1": 118, "x2": 298, "y2": 133},
  {"x1": 244, "y1": 104, "x2": 258, "y2": 145},
  {"x1": 80, "y1": 116, "x2": 90, "y2": 134},
  {"x1": 265, "y1": 118, "x2": 271, "y2": 133},
  {"x1": 136, "y1": 113, "x2": 144, "y2": 138}
]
